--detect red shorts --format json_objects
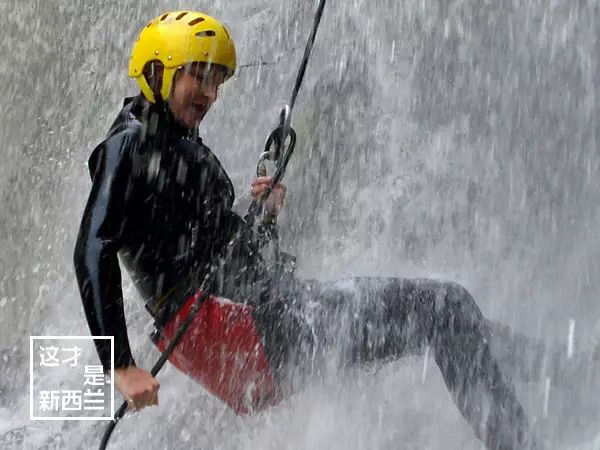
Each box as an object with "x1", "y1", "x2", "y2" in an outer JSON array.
[{"x1": 154, "y1": 291, "x2": 282, "y2": 414}]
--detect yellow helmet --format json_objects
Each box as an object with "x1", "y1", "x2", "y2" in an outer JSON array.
[{"x1": 128, "y1": 11, "x2": 236, "y2": 103}]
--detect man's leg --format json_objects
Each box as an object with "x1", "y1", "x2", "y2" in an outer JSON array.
[
  {"x1": 486, "y1": 319, "x2": 600, "y2": 389},
  {"x1": 486, "y1": 317, "x2": 600, "y2": 443},
  {"x1": 484, "y1": 321, "x2": 548, "y2": 383},
  {"x1": 255, "y1": 277, "x2": 540, "y2": 450}
]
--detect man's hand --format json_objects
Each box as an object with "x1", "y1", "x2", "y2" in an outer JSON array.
[
  {"x1": 251, "y1": 176, "x2": 287, "y2": 216},
  {"x1": 114, "y1": 366, "x2": 160, "y2": 411}
]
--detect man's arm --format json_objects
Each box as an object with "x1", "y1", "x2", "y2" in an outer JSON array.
[
  {"x1": 73, "y1": 127, "x2": 140, "y2": 373},
  {"x1": 74, "y1": 125, "x2": 160, "y2": 411}
]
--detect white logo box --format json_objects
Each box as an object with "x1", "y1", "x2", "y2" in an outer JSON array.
[{"x1": 30, "y1": 336, "x2": 114, "y2": 420}]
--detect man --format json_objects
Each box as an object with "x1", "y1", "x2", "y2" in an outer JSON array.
[{"x1": 74, "y1": 10, "x2": 594, "y2": 449}]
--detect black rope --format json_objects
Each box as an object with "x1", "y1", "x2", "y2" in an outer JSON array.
[
  {"x1": 289, "y1": 0, "x2": 328, "y2": 112},
  {"x1": 247, "y1": 0, "x2": 327, "y2": 223},
  {"x1": 99, "y1": 272, "x2": 216, "y2": 449},
  {"x1": 99, "y1": 1, "x2": 327, "y2": 448}
]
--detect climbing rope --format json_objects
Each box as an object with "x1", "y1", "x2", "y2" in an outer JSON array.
[{"x1": 247, "y1": 0, "x2": 328, "y2": 224}]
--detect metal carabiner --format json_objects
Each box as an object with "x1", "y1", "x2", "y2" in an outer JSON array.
[{"x1": 256, "y1": 104, "x2": 292, "y2": 177}]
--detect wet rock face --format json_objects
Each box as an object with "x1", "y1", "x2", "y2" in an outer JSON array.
[
  {"x1": 0, "y1": 426, "x2": 28, "y2": 448},
  {"x1": 2, "y1": 0, "x2": 600, "y2": 449},
  {"x1": 0, "y1": 426, "x2": 65, "y2": 450}
]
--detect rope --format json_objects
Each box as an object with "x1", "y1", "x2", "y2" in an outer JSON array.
[{"x1": 247, "y1": 0, "x2": 327, "y2": 223}]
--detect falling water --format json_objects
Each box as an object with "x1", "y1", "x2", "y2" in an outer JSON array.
[{"x1": 1, "y1": 0, "x2": 599, "y2": 448}]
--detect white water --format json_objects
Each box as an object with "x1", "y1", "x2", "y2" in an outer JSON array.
[{"x1": 1, "y1": 0, "x2": 599, "y2": 448}]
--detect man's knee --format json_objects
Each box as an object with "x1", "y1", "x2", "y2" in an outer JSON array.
[
  {"x1": 445, "y1": 281, "x2": 474, "y2": 301},
  {"x1": 431, "y1": 282, "x2": 486, "y2": 352},
  {"x1": 438, "y1": 281, "x2": 479, "y2": 317}
]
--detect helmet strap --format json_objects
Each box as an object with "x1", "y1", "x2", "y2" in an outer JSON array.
[{"x1": 142, "y1": 60, "x2": 167, "y2": 104}]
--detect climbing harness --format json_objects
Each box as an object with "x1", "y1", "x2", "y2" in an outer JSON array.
[{"x1": 99, "y1": 1, "x2": 327, "y2": 449}]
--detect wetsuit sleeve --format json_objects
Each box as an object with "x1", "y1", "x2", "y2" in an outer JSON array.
[{"x1": 73, "y1": 127, "x2": 141, "y2": 373}]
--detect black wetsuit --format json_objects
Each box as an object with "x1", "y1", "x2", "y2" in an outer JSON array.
[
  {"x1": 74, "y1": 95, "x2": 541, "y2": 450},
  {"x1": 74, "y1": 95, "x2": 269, "y2": 369}
]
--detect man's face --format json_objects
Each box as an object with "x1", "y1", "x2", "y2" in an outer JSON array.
[{"x1": 168, "y1": 62, "x2": 227, "y2": 128}]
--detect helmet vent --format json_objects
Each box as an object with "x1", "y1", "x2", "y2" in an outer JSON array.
[
  {"x1": 176, "y1": 12, "x2": 188, "y2": 20},
  {"x1": 195, "y1": 30, "x2": 216, "y2": 37},
  {"x1": 160, "y1": 13, "x2": 169, "y2": 21},
  {"x1": 188, "y1": 17, "x2": 205, "y2": 26},
  {"x1": 222, "y1": 27, "x2": 230, "y2": 40}
]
